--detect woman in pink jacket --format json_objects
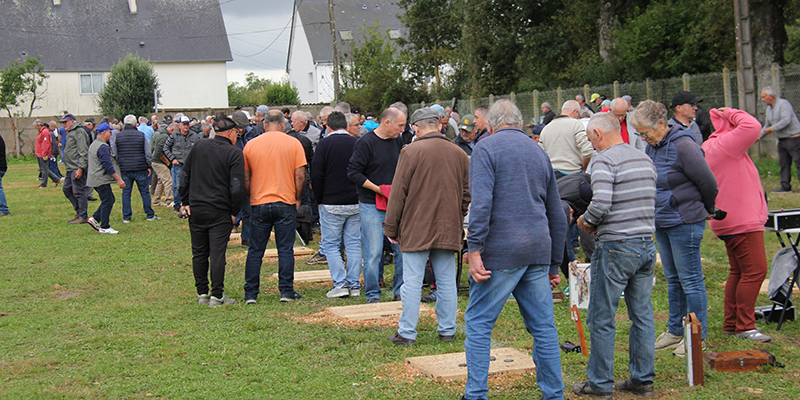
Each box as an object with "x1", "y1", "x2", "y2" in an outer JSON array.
[{"x1": 702, "y1": 108, "x2": 771, "y2": 342}]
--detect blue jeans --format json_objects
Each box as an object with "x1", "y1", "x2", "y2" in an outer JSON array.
[
  {"x1": 319, "y1": 207, "x2": 361, "y2": 288},
  {"x1": 91, "y1": 184, "x2": 115, "y2": 229},
  {"x1": 171, "y1": 163, "x2": 183, "y2": 207},
  {"x1": 0, "y1": 170, "x2": 8, "y2": 213},
  {"x1": 655, "y1": 221, "x2": 708, "y2": 339},
  {"x1": 121, "y1": 170, "x2": 155, "y2": 221},
  {"x1": 399, "y1": 249, "x2": 457, "y2": 340},
  {"x1": 244, "y1": 202, "x2": 297, "y2": 300},
  {"x1": 359, "y1": 202, "x2": 403, "y2": 300},
  {"x1": 587, "y1": 238, "x2": 656, "y2": 392},
  {"x1": 464, "y1": 264, "x2": 564, "y2": 400}
]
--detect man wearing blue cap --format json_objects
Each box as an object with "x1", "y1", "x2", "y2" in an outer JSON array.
[{"x1": 87, "y1": 123, "x2": 126, "y2": 234}]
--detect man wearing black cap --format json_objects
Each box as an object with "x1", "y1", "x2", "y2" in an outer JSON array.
[
  {"x1": 180, "y1": 116, "x2": 245, "y2": 307},
  {"x1": 61, "y1": 113, "x2": 91, "y2": 223},
  {"x1": 669, "y1": 90, "x2": 703, "y2": 144}
]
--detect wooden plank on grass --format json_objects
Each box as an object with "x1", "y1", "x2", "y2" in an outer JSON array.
[
  {"x1": 272, "y1": 269, "x2": 331, "y2": 282},
  {"x1": 760, "y1": 278, "x2": 800, "y2": 295},
  {"x1": 405, "y1": 348, "x2": 535, "y2": 382},
  {"x1": 262, "y1": 246, "x2": 315, "y2": 258},
  {"x1": 229, "y1": 232, "x2": 275, "y2": 241},
  {"x1": 327, "y1": 301, "x2": 431, "y2": 321}
]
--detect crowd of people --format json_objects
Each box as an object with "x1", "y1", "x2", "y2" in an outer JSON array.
[{"x1": 1, "y1": 85, "x2": 795, "y2": 399}]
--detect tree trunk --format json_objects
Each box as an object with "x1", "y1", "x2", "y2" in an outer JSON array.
[
  {"x1": 598, "y1": 1, "x2": 616, "y2": 63},
  {"x1": 751, "y1": 0, "x2": 787, "y2": 79}
]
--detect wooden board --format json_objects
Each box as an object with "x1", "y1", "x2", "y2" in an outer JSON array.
[
  {"x1": 263, "y1": 246, "x2": 316, "y2": 258},
  {"x1": 760, "y1": 279, "x2": 800, "y2": 295},
  {"x1": 327, "y1": 301, "x2": 431, "y2": 321},
  {"x1": 703, "y1": 350, "x2": 775, "y2": 372},
  {"x1": 405, "y1": 348, "x2": 535, "y2": 382},
  {"x1": 229, "y1": 232, "x2": 275, "y2": 241},
  {"x1": 272, "y1": 269, "x2": 331, "y2": 282}
]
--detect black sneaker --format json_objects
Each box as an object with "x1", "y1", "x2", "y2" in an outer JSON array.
[
  {"x1": 573, "y1": 382, "x2": 612, "y2": 399},
  {"x1": 280, "y1": 291, "x2": 302, "y2": 302},
  {"x1": 614, "y1": 379, "x2": 654, "y2": 396},
  {"x1": 392, "y1": 294, "x2": 401, "y2": 301},
  {"x1": 306, "y1": 252, "x2": 327, "y2": 265},
  {"x1": 438, "y1": 333, "x2": 455, "y2": 342},
  {"x1": 387, "y1": 332, "x2": 415, "y2": 347},
  {"x1": 421, "y1": 289, "x2": 437, "y2": 303},
  {"x1": 240, "y1": 239, "x2": 250, "y2": 248},
  {"x1": 772, "y1": 187, "x2": 792, "y2": 193}
]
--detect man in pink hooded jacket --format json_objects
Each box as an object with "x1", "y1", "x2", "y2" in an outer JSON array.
[{"x1": 702, "y1": 107, "x2": 771, "y2": 342}]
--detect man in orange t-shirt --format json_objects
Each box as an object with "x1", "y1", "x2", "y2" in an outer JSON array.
[{"x1": 243, "y1": 110, "x2": 307, "y2": 304}]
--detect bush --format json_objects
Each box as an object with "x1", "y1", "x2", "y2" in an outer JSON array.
[{"x1": 97, "y1": 55, "x2": 160, "y2": 120}]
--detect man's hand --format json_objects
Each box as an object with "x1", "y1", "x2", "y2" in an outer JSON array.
[
  {"x1": 549, "y1": 274, "x2": 561, "y2": 289},
  {"x1": 147, "y1": 169, "x2": 151, "y2": 177},
  {"x1": 387, "y1": 237, "x2": 399, "y2": 245},
  {"x1": 181, "y1": 205, "x2": 191, "y2": 216},
  {"x1": 296, "y1": 200, "x2": 301, "y2": 211},
  {"x1": 116, "y1": 179, "x2": 126, "y2": 189},
  {"x1": 577, "y1": 215, "x2": 596, "y2": 234},
  {"x1": 74, "y1": 169, "x2": 83, "y2": 179},
  {"x1": 468, "y1": 251, "x2": 491, "y2": 282}
]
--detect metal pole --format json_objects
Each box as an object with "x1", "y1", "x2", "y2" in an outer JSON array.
[{"x1": 328, "y1": 0, "x2": 341, "y2": 101}]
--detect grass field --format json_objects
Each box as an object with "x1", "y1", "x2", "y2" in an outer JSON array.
[{"x1": 1, "y1": 157, "x2": 799, "y2": 399}]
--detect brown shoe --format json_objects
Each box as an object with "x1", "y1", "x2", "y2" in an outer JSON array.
[
  {"x1": 67, "y1": 215, "x2": 80, "y2": 223},
  {"x1": 69, "y1": 217, "x2": 88, "y2": 224}
]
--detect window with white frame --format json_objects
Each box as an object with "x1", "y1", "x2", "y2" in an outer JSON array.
[{"x1": 80, "y1": 73, "x2": 104, "y2": 94}]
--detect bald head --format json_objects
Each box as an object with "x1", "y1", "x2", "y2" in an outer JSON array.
[{"x1": 561, "y1": 100, "x2": 580, "y2": 118}]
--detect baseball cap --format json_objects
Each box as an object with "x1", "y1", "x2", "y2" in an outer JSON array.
[
  {"x1": 84, "y1": 117, "x2": 96, "y2": 124},
  {"x1": 96, "y1": 122, "x2": 111, "y2": 134},
  {"x1": 214, "y1": 116, "x2": 238, "y2": 133},
  {"x1": 231, "y1": 111, "x2": 249, "y2": 128},
  {"x1": 256, "y1": 105, "x2": 269, "y2": 115},
  {"x1": 179, "y1": 116, "x2": 190, "y2": 124},
  {"x1": 590, "y1": 93, "x2": 601, "y2": 102},
  {"x1": 59, "y1": 113, "x2": 76, "y2": 122},
  {"x1": 410, "y1": 107, "x2": 439, "y2": 125},
  {"x1": 670, "y1": 90, "x2": 703, "y2": 108},
  {"x1": 430, "y1": 104, "x2": 445, "y2": 117},
  {"x1": 459, "y1": 114, "x2": 476, "y2": 131}
]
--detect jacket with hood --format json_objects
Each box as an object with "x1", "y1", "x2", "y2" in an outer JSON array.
[
  {"x1": 702, "y1": 108, "x2": 766, "y2": 236},
  {"x1": 646, "y1": 122, "x2": 718, "y2": 229}
]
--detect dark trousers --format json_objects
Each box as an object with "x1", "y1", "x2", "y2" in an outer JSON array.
[
  {"x1": 62, "y1": 170, "x2": 88, "y2": 219},
  {"x1": 38, "y1": 157, "x2": 59, "y2": 186},
  {"x1": 92, "y1": 184, "x2": 115, "y2": 229},
  {"x1": 777, "y1": 136, "x2": 800, "y2": 190},
  {"x1": 48, "y1": 158, "x2": 62, "y2": 180},
  {"x1": 190, "y1": 210, "x2": 233, "y2": 298},
  {"x1": 723, "y1": 231, "x2": 768, "y2": 333},
  {"x1": 244, "y1": 202, "x2": 297, "y2": 300}
]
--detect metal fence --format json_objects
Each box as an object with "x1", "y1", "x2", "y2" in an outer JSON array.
[{"x1": 412, "y1": 63, "x2": 800, "y2": 157}]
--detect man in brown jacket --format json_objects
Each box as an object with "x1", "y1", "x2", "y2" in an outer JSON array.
[{"x1": 383, "y1": 107, "x2": 471, "y2": 346}]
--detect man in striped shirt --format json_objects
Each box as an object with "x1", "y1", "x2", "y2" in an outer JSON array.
[{"x1": 574, "y1": 113, "x2": 658, "y2": 399}]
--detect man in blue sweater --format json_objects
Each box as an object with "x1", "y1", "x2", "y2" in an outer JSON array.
[{"x1": 463, "y1": 100, "x2": 567, "y2": 400}]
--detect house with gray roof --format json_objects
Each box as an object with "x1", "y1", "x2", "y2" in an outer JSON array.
[
  {"x1": 287, "y1": 0, "x2": 405, "y2": 104},
  {"x1": 0, "y1": 0, "x2": 232, "y2": 117}
]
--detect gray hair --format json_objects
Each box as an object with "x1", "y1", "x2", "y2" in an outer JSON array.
[
  {"x1": 541, "y1": 102, "x2": 552, "y2": 110},
  {"x1": 138, "y1": 116, "x2": 148, "y2": 124},
  {"x1": 474, "y1": 104, "x2": 489, "y2": 118},
  {"x1": 344, "y1": 113, "x2": 357, "y2": 125},
  {"x1": 334, "y1": 102, "x2": 350, "y2": 114},
  {"x1": 580, "y1": 109, "x2": 593, "y2": 119},
  {"x1": 629, "y1": 100, "x2": 668, "y2": 131},
  {"x1": 486, "y1": 99, "x2": 523, "y2": 130},
  {"x1": 167, "y1": 122, "x2": 178, "y2": 132},
  {"x1": 305, "y1": 111, "x2": 313, "y2": 120},
  {"x1": 201, "y1": 122, "x2": 212, "y2": 131},
  {"x1": 291, "y1": 110, "x2": 308, "y2": 122},
  {"x1": 586, "y1": 112, "x2": 620, "y2": 136},
  {"x1": 576, "y1": 94, "x2": 586, "y2": 102},
  {"x1": 390, "y1": 101, "x2": 408, "y2": 118},
  {"x1": 123, "y1": 114, "x2": 137, "y2": 125},
  {"x1": 762, "y1": 86, "x2": 776, "y2": 97},
  {"x1": 561, "y1": 100, "x2": 580, "y2": 114},
  {"x1": 265, "y1": 110, "x2": 285, "y2": 126},
  {"x1": 319, "y1": 106, "x2": 334, "y2": 118}
]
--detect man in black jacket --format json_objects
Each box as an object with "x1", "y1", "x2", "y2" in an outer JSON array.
[
  {"x1": 179, "y1": 116, "x2": 245, "y2": 307},
  {"x1": 114, "y1": 114, "x2": 159, "y2": 223}
]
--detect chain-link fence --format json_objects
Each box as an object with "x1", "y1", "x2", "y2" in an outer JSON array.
[{"x1": 412, "y1": 64, "x2": 800, "y2": 157}]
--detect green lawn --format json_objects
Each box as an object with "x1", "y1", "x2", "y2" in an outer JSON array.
[{"x1": 1, "y1": 158, "x2": 799, "y2": 399}]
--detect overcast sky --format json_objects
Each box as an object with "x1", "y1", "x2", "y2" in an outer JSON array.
[{"x1": 220, "y1": 0, "x2": 295, "y2": 85}]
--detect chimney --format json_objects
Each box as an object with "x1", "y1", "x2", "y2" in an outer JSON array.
[{"x1": 128, "y1": 0, "x2": 138, "y2": 14}]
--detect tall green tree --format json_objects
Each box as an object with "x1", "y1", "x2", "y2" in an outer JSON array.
[
  {"x1": 398, "y1": 0, "x2": 461, "y2": 99},
  {"x1": 227, "y1": 73, "x2": 300, "y2": 107},
  {"x1": 340, "y1": 24, "x2": 427, "y2": 113},
  {"x1": 0, "y1": 56, "x2": 48, "y2": 156},
  {"x1": 97, "y1": 55, "x2": 160, "y2": 120}
]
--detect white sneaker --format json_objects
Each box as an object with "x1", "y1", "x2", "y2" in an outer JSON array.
[
  {"x1": 326, "y1": 286, "x2": 350, "y2": 298},
  {"x1": 87, "y1": 217, "x2": 100, "y2": 231},
  {"x1": 349, "y1": 287, "x2": 361, "y2": 297},
  {"x1": 99, "y1": 227, "x2": 119, "y2": 234},
  {"x1": 655, "y1": 332, "x2": 683, "y2": 350}
]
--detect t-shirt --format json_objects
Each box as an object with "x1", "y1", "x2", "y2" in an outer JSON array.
[{"x1": 244, "y1": 130, "x2": 307, "y2": 206}]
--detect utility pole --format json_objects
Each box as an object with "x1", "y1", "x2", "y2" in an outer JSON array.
[
  {"x1": 328, "y1": 0, "x2": 341, "y2": 101},
  {"x1": 734, "y1": 0, "x2": 756, "y2": 115}
]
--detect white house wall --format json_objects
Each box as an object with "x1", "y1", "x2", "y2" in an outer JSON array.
[
  {"x1": 154, "y1": 62, "x2": 229, "y2": 110},
  {"x1": 315, "y1": 63, "x2": 334, "y2": 104},
  {"x1": 288, "y1": 13, "x2": 319, "y2": 104},
  {"x1": 19, "y1": 72, "x2": 101, "y2": 118}
]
